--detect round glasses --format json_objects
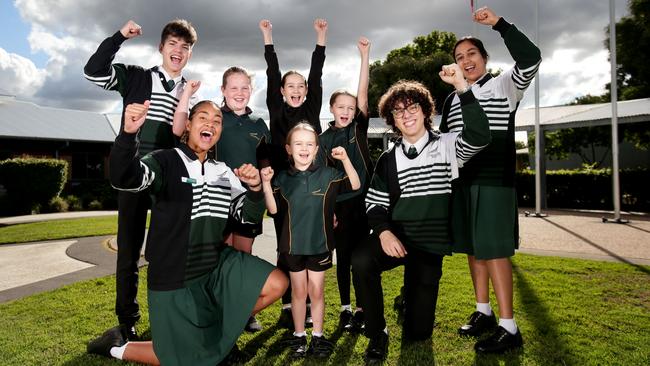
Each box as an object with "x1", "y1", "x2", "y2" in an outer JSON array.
[{"x1": 391, "y1": 102, "x2": 420, "y2": 119}]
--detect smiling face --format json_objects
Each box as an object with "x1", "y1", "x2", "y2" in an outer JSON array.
[
  {"x1": 454, "y1": 40, "x2": 488, "y2": 84},
  {"x1": 186, "y1": 102, "x2": 222, "y2": 160},
  {"x1": 330, "y1": 94, "x2": 356, "y2": 128},
  {"x1": 281, "y1": 73, "x2": 307, "y2": 108},
  {"x1": 392, "y1": 101, "x2": 426, "y2": 144},
  {"x1": 159, "y1": 35, "x2": 192, "y2": 78},
  {"x1": 286, "y1": 128, "x2": 318, "y2": 170},
  {"x1": 221, "y1": 72, "x2": 252, "y2": 115}
]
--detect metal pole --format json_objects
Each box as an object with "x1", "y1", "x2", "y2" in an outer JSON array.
[
  {"x1": 604, "y1": 0, "x2": 627, "y2": 224},
  {"x1": 526, "y1": 0, "x2": 546, "y2": 217}
]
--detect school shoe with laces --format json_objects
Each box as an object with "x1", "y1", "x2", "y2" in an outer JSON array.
[
  {"x1": 474, "y1": 326, "x2": 523, "y2": 354},
  {"x1": 245, "y1": 315, "x2": 262, "y2": 332},
  {"x1": 86, "y1": 325, "x2": 128, "y2": 357},
  {"x1": 364, "y1": 331, "x2": 389, "y2": 364},
  {"x1": 307, "y1": 335, "x2": 335, "y2": 358},
  {"x1": 282, "y1": 335, "x2": 308, "y2": 358},
  {"x1": 345, "y1": 310, "x2": 366, "y2": 333},
  {"x1": 458, "y1": 311, "x2": 497, "y2": 337}
]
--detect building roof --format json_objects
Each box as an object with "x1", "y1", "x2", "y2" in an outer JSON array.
[
  {"x1": 0, "y1": 98, "x2": 117, "y2": 143},
  {"x1": 515, "y1": 98, "x2": 650, "y2": 132}
]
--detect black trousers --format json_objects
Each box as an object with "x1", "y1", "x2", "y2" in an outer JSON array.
[
  {"x1": 333, "y1": 195, "x2": 368, "y2": 306},
  {"x1": 352, "y1": 233, "x2": 444, "y2": 340},
  {"x1": 115, "y1": 190, "x2": 150, "y2": 326}
]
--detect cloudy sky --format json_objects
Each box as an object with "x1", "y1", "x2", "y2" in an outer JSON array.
[{"x1": 0, "y1": 0, "x2": 629, "y2": 120}]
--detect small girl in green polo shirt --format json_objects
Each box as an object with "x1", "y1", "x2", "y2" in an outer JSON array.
[{"x1": 260, "y1": 123, "x2": 360, "y2": 359}]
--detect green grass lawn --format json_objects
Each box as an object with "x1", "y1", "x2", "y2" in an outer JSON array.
[{"x1": 0, "y1": 253, "x2": 648, "y2": 365}]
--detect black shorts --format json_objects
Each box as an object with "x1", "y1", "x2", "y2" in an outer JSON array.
[
  {"x1": 278, "y1": 252, "x2": 333, "y2": 272},
  {"x1": 223, "y1": 216, "x2": 263, "y2": 239}
]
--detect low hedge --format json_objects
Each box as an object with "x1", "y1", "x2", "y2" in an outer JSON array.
[
  {"x1": 0, "y1": 158, "x2": 68, "y2": 215},
  {"x1": 516, "y1": 168, "x2": 649, "y2": 212}
]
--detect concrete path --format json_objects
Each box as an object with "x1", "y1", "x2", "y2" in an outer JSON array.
[{"x1": 1, "y1": 209, "x2": 648, "y2": 303}]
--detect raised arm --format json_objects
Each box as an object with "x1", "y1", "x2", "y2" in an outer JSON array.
[
  {"x1": 331, "y1": 147, "x2": 360, "y2": 190},
  {"x1": 439, "y1": 63, "x2": 491, "y2": 164},
  {"x1": 260, "y1": 19, "x2": 283, "y2": 116},
  {"x1": 83, "y1": 20, "x2": 142, "y2": 93},
  {"x1": 475, "y1": 7, "x2": 541, "y2": 99},
  {"x1": 172, "y1": 80, "x2": 201, "y2": 137},
  {"x1": 260, "y1": 167, "x2": 278, "y2": 215},
  {"x1": 305, "y1": 19, "x2": 328, "y2": 133},
  {"x1": 356, "y1": 37, "x2": 370, "y2": 117},
  {"x1": 109, "y1": 101, "x2": 162, "y2": 193}
]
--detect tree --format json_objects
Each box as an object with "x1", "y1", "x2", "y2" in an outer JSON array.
[
  {"x1": 368, "y1": 30, "x2": 457, "y2": 116},
  {"x1": 605, "y1": 0, "x2": 650, "y2": 100}
]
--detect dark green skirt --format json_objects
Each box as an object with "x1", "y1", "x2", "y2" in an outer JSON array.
[
  {"x1": 148, "y1": 246, "x2": 275, "y2": 366},
  {"x1": 451, "y1": 184, "x2": 519, "y2": 259}
]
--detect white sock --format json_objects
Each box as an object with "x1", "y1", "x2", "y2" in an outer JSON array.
[
  {"x1": 312, "y1": 331, "x2": 323, "y2": 337},
  {"x1": 499, "y1": 318, "x2": 518, "y2": 334},
  {"x1": 282, "y1": 303, "x2": 292, "y2": 310},
  {"x1": 476, "y1": 302, "x2": 493, "y2": 316},
  {"x1": 341, "y1": 304, "x2": 352, "y2": 312},
  {"x1": 293, "y1": 331, "x2": 306, "y2": 337},
  {"x1": 109, "y1": 343, "x2": 128, "y2": 359},
  {"x1": 382, "y1": 327, "x2": 388, "y2": 335}
]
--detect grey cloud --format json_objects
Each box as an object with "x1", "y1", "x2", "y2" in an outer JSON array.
[{"x1": 13, "y1": 0, "x2": 631, "y2": 111}]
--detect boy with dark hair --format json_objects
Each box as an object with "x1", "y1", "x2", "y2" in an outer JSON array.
[
  {"x1": 83, "y1": 18, "x2": 198, "y2": 340},
  {"x1": 352, "y1": 66, "x2": 491, "y2": 363}
]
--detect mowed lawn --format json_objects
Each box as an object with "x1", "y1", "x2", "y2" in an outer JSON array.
[{"x1": 0, "y1": 248, "x2": 648, "y2": 365}]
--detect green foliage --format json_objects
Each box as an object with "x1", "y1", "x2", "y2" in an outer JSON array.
[
  {"x1": 0, "y1": 158, "x2": 68, "y2": 215},
  {"x1": 65, "y1": 195, "x2": 83, "y2": 211},
  {"x1": 528, "y1": 122, "x2": 650, "y2": 168},
  {"x1": 88, "y1": 199, "x2": 103, "y2": 210},
  {"x1": 605, "y1": 0, "x2": 650, "y2": 100},
  {"x1": 47, "y1": 196, "x2": 69, "y2": 213},
  {"x1": 516, "y1": 168, "x2": 649, "y2": 211},
  {"x1": 368, "y1": 30, "x2": 457, "y2": 116}
]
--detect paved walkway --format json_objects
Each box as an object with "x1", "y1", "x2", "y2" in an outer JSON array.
[{"x1": 1, "y1": 209, "x2": 648, "y2": 303}]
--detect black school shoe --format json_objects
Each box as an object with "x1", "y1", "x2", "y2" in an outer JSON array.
[
  {"x1": 364, "y1": 331, "x2": 389, "y2": 364},
  {"x1": 345, "y1": 310, "x2": 366, "y2": 334},
  {"x1": 245, "y1": 315, "x2": 262, "y2": 333},
  {"x1": 458, "y1": 311, "x2": 497, "y2": 337},
  {"x1": 307, "y1": 335, "x2": 334, "y2": 358},
  {"x1": 86, "y1": 325, "x2": 127, "y2": 357},
  {"x1": 474, "y1": 326, "x2": 523, "y2": 354},
  {"x1": 339, "y1": 309, "x2": 353, "y2": 329},
  {"x1": 282, "y1": 335, "x2": 308, "y2": 358}
]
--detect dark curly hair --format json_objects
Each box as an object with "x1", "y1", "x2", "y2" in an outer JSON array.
[{"x1": 377, "y1": 80, "x2": 435, "y2": 135}]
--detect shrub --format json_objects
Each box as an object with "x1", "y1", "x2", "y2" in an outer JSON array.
[
  {"x1": 47, "y1": 196, "x2": 69, "y2": 213},
  {"x1": 65, "y1": 195, "x2": 83, "y2": 211},
  {"x1": 88, "y1": 200, "x2": 103, "y2": 210},
  {"x1": 516, "y1": 168, "x2": 649, "y2": 212},
  {"x1": 0, "y1": 158, "x2": 68, "y2": 215}
]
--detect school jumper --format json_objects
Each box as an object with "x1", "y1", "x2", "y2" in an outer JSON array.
[
  {"x1": 438, "y1": 17, "x2": 541, "y2": 259},
  {"x1": 110, "y1": 131, "x2": 272, "y2": 366},
  {"x1": 83, "y1": 30, "x2": 197, "y2": 327},
  {"x1": 353, "y1": 90, "x2": 490, "y2": 340}
]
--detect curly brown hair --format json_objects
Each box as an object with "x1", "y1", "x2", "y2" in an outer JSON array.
[{"x1": 377, "y1": 80, "x2": 435, "y2": 135}]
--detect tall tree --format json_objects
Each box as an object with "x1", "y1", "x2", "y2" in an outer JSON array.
[
  {"x1": 605, "y1": 0, "x2": 650, "y2": 100},
  {"x1": 368, "y1": 30, "x2": 456, "y2": 117}
]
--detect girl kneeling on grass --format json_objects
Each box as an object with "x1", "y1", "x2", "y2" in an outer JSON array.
[
  {"x1": 87, "y1": 94, "x2": 288, "y2": 366},
  {"x1": 260, "y1": 123, "x2": 360, "y2": 359}
]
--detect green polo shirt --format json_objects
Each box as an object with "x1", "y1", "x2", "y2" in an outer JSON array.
[
  {"x1": 318, "y1": 111, "x2": 373, "y2": 202},
  {"x1": 272, "y1": 164, "x2": 353, "y2": 255},
  {"x1": 216, "y1": 106, "x2": 271, "y2": 169}
]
